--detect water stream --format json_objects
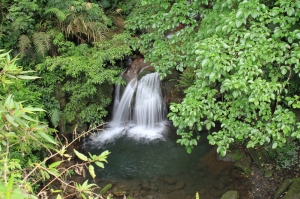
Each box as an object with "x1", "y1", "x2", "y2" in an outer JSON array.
[{"x1": 84, "y1": 72, "x2": 251, "y2": 199}]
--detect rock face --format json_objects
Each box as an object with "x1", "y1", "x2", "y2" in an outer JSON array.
[
  {"x1": 220, "y1": 190, "x2": 239, "y2": 199},
  {"x1": 122, "y1": 57, "x2": 154, "y2": 83},
  {"x1": 280, "y1": 178, "x2": 300, "y2": 199}
]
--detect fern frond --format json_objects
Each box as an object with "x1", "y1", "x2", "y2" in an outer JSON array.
[
  {"x1": 45, "y1": 7, "x2": 67, "y2": 22},
  {"x1": 65, "y1": 15, "x2": 108, "y2": 43},
  {"x1": 49, "y1": 109, "x2": 61, "y2": 128},
  {"x1": 32, "y1": 32, "x2": 51, "y2": 56},
  {"x1": 18, "y1": 35, "x2": 32, "y2": 56}
]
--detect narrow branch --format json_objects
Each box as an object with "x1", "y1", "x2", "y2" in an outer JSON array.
[
  {"x1": 4, "y1": 137, "x2": 9, "y2": 184},
  {"x1": 37, "y1": 163, "x2": 87, "y2": 195}
]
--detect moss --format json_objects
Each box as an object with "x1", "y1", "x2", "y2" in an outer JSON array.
[{"x1": 233, "y1": 152, "x2": 244, "y2": 161}]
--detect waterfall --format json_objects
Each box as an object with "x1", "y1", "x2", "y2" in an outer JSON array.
[
  {"x1": 88, "y1": 72, "x2": 167, "y2": 145},
  {"x1": 134, "y1": 72, "x2": 165, "y2": 128},
  {"x1": 112, "y1": 72, "x2": 165, "y2": 128},
  {"x1": 111, "y1": 78, "x2": 137, "y2": 126}
]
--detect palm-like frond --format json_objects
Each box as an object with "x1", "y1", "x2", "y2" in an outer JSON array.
[
  {"x1": 18, "y1": 35, "x2": 32, "y2": 56},
  {"x1": 32, "y1": 32, "x2": 51, "y2": 56},
  {"x1": 65, "y1": 15, "x2": 107, "y2": 43},
  {"x1": 44, "y1": 7, "x2": 67, "y2": 22}
]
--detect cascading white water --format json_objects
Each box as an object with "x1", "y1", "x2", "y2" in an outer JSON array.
[
  {"x1": 88, "y1": 72, "x2": 167, "y2": 144},
  {"x1": 111, "y1": 78, "x2": 137, "y2": 126},
  {"x1": 112, "y1": 72, "x2": 165, "y2": 128},
  {"x1": 133, "y1": 72, "x2": 164, "y2": 128},
  {"x1": 112, "y1": 84, "x2": 121, "y2": 117}
]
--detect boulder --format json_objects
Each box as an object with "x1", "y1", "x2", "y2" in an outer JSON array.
[
  {"x1": 264, "y1": 169, "x2": 274, "y2": 178},
  {"x1": 273, "y1": 179, "x2": 293, "y2": 199},
  {"x1": 280, "y1": 178, "x2": 300, "y2": 199},
  {"x1": 220, "y1": 190, "x2": 239, "y2": 199},
  {"x1": 234, "y1": 154, "x2": 252, "y2": 175},
  {"x1": 247, "y1": 147, "x2": 270, "y2": 168}
]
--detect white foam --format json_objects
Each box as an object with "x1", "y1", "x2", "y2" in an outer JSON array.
[
  {"x1": 86, "y1": 121, "x2": 168, "y2": 148},
  {"x1": 89, "y1": 126, "x2": 125, "y2": 145},
  {"x1": 127, "y1": 124, "x2": 166, "y2": 141}
]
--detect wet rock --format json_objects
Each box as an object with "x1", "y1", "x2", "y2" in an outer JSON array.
[
  {"x1": 264, "y1": 169, "x2": 274, "y2": 178},
  {"x1": 122, "y1": 57, "x2": 153, "y2": 83},
  {"x1": 248, "y1": 147, "x2": 270, "y2": 168},
  {"x1": 220, "y1": 190, "x2": 239, "y2": 199},
  {"x1": 163, "y1": 177, "x2": 176, "y2": 185},
  {"x1": 273, "y1": 178, "x2": 293, "y2": 199},
  {"x1": 175, "y1": 182, "x2": 186, "y2": 190},
  {"x1": 231, "y1": 168, "x2": 243, "y2": 179},
  {"x1": 234, "y1": 154, "x2": 252, "y2": 175},
  {"x1": 218, "y1": 152, "x2": 235, "y2": 162},
  {"x1": 281, "y1": 178, "x2": 300, "y2": 199},
  {"x1": 197, "y1": 146, "x2": 234, "y2": 177}
]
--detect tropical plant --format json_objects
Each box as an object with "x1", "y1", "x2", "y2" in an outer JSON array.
[
  {"x1": 45, "y1": 0, "x2": 111, "y2": 43},
  {"x1": 0, "y1": 50, "x2": 111, "y2": 199},
  {"x1": 1, "y1": 0, "x2": 121, "y2": 60},
  {"x1": 126, "y1": 0, "x2": 300, "y2": 155},
  {"x1": 33, "y1": 32, "x2": 131, "y2": 131},
  {"x1": 1, "y1": 0, "x2": 132, "y2": 132}
]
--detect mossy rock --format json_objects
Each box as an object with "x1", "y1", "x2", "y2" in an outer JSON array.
[
  {"x1": 220, "y1": 190, "x2": 239, "y2": 199},
  {"x1": 247, "y1": 147, "x2": 270, "y2": 168},
  {"x1": 234, "y1": 154, "x2": 252, "y2": 175},
  {"x1": 264, "y1": 169, "x2": 274, "y2": 178},
  {"x1": 281, "y1": 178, "x2": 300, "y2": 199},
  {"x1": 273, "y1": 179, "x2": 293, "y2": 199}
]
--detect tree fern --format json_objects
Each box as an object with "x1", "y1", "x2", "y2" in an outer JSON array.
[
  {"x1": 18, "y1": 35, "x2": 32, "y2": 56},
  {"x1": 44, "y1": 7, "x2": 67, "y2": 22},
  {"x1": 65, "y1": 15, "x2": 108, "y2": 43},
  {"x1": 32, "y1": 32, "x2": 51, "y2": 56}
]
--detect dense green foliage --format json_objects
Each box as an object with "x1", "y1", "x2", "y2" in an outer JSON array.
[
  {"x1": 126, "y1": 0, "x2": 300, "y2": 155},
  {"x1": 1, "y1": 0, "x2": 132, "y2": 131},
  {"x1": 0, "y1": 50, "x2": 112, "y2": 199},
  {"x1": 268, "y1": 141, "x2": 300, "y2": 170},
  {"x1": 0, "y1": 1, "x2": 131, "y2": 197},
  {"x1": 0, "y1": 50, "x2": 54, "y2": 198},
  {"x1": 1, "y1": 0, "x2": 300, "y2": 197},
  {"x1": 34, "y1": 32, "x2": 131, "y2": 130}
]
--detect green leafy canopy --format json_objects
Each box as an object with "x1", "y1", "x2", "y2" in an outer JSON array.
[{"x1": 126, "y1": 0, "x2": 300, "y2": 156}]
